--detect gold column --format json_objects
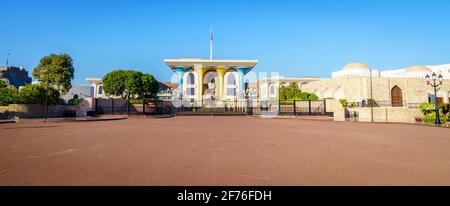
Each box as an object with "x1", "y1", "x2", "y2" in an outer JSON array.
[
  {"x1": 216, "y1": 67, "x2": 226, "y2": 101},
  {"x1": 194, "y1": 66, "x2": 204, "y2": 104}
]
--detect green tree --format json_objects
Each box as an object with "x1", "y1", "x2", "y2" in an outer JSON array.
[
  {"x1": 102, "y1": 70, "x2": 159, "y2": 100},
  {"x1": 32, "y1": 53, "x2": 75, "y2": 94},
  {"x1": 279, "y1": 82, "x2": 300, "y2": 101},
  {"x1": 279, "y1": 82, "x2": 318, "y2": 101},
  {"x1": 141, "y1": 73, "x2": 159, "y2": 96},
  {"x1": 0, "y1": 88, "x2": 19, "y2": 106},
  {"x1": 18, "y1": 83, "x2": 64, "y2": 105}
]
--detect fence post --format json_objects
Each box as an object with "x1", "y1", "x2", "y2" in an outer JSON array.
[
  {"x1": 323, "y1": 99, "x2": 327, "y2": 115},
  {"x1": 111, "y1": 99, "x2": 114, "y2": 115},
  {"x1": 126, "y1": 99, "x2": 130, "y2": 115},
  {"x1": 293, "y1": 100, "x2": 297, "y2": 116},
  {"x1": 278, "y1": 99, "x2": 281, "y2": 115},
  {"x1": 308, "y1": 100, "x2": 312, "y2": 115},
  {"x1": 142, "y1": 99, "x2": 145, "y2": 115},
  {"x1": 95, "y1": 98, "x2": 98, "y2": 115}
]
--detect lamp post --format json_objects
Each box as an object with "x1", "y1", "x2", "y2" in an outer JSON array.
[{"x1": 425, "y1": 73, "x2": 443, "y2": 125}]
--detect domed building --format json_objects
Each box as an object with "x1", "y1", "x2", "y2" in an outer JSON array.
[
  {"x1": 332, "y1": 62, "x2": 380, "y2": 78},
  {"x1": 297, "y1": 62, "x2": 450, "y2": 122},
  {"x1": 402, "y1": 65, "x2": 432, "y2": 78}
]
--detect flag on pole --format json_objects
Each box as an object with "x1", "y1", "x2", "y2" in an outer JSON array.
[
  {"x1": 210, "y1": 28, "x2": 213, "y2": 61},
  {"x1": 210, "y1": 29, "x2": 213, "y2": 42}
]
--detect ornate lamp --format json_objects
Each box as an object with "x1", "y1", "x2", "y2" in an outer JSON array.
[{"x1": 425, "y1": 72, "x2": 443, "y2": 125}]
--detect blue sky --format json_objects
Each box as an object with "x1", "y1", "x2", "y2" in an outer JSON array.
[{"x1": 2, "y1": 0, "x2": 450, "y2": 84}]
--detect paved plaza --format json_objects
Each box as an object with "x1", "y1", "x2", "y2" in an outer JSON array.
[{"x1": 0, "y1": 116, "x2": 449, "y2": 186}]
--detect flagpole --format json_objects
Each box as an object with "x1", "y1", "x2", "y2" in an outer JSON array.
[{"x1": 210, "y1": 28, "x2": 213, "y2": 61}]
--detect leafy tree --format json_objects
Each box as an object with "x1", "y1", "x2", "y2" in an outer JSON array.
[
  {"x1": 279, "y1": 82, "x2": 319, "y2": 101},
  {"x1": 102, "y1": 70, "x2": 128, "y2": 98},
  {"x1": 141, "y1": 73, "x2": 159, "y2": 96},
  {"x1": 0, "y1": 86, "x2": 19, "y2": 106},
  {"x1": 32, "y1": 53, "x2": 75, "y2": 94},
  {"x1": 102, "y1": 70, "x2": 159, "y2": 100},
  {"x1": 18, "y1": 83, "x2": 64, "y2": 105},
  {"x1": 279, "y1": 82, "x2": 300, "y2": 101}
]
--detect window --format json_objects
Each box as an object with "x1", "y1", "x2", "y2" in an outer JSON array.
[
  {"x1": 98, "y1": 85, "x2": 103, "y2": 95},
  {"x1": 225, "y1": 72, "x2": 237, "y2": 98},
  {"x1": 269, "y1": 84, "x2": 275, "y2": 97},
  {"x1": 185, "y1": 72, "x2": 196, "y2": 98},
  {"x1": 187, "y1": 73, "x2": 195, "y2": 85}
]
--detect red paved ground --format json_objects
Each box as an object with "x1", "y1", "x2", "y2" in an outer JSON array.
[{"x1": 0, "y1": 116, "x2": 449, "y2": 186}]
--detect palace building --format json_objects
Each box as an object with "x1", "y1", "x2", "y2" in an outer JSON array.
[{"x1": 164, "y1": 58, "x2": 258, "y2": 106}]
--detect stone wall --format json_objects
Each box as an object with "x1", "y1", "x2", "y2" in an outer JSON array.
[
  {"x1": 0, "y1": 104, "x2": 79, "y2": 119},
  {"x1": 0, "y1": 99, "x2": 96, "y2": 119},
  {"x1": 301, "y1": 76, "x2": 450, "y2": 105},
  {"x1": 347, "y1": 107, "x2": 423, "y2": 123}
]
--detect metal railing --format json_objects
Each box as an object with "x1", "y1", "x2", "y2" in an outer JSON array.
[{"x1": 93, "y1": 98, "x2": 329, "y2": 116}]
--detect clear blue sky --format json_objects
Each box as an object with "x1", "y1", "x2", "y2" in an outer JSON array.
[{"x1": 2, "y1": 0, "x2": 450, "y2": 84}]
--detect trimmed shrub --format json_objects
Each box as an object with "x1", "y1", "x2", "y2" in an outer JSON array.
[
  {"x1": 19, "y1": 84, "x2": 65, "y2": 105},
  {"x1": 292, "y1": 92, "x2": 319, "y2": 101},
  {"x1": 0, "y1": 87, "x2": 19, "y2": 106},
  {"x1": 67, "y1": 98, "x2": 84, "y2": 106},
  {"x1": 339, "y1": 99, "x2": 348, "y2": 108},
  {"x1": 423, "y1": 112, "x2": 448, "y2": 124},
  {"x1": 129, "y1": 98, "x2": 157, "y2": 105},
  {"x1": 419, "y1": 103, "x2": 438, "y2": 115}
]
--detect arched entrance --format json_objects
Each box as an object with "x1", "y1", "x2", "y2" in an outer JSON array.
[
  {"x1": 391, "y1": 86, "x2": 403, "y2": 107},
  {"x1": 203, "y1": 71, "x2": 219, "y2": 98},
  {"x1": 202, "y1": 71, "x2": 219, "y2": 108}
]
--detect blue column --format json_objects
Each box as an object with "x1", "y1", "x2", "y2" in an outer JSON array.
[
  {"x1": 175, "y1": 67, "x2": 186, "y2": 98},
  {"x1": 235, "y1": 67, "x2": 248, "y2": 96}
]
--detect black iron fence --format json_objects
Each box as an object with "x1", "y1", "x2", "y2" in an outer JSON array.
[
  {"x1": 93, "y1": 98, "x2": 328, "y2": 116},
  {"x1": 167, "y1": 99, "x2": 328, "y2": 116},
  {"x1": 94, "y1": 99, "x2": 173, "y2": 116}
]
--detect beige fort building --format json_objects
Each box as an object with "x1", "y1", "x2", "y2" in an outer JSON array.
[{"x1": 258, "y1": 62, "x2": 450, "y2": 123}]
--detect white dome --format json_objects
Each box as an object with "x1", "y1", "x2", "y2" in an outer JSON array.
[
  {"x1": 342, "y1": 63, "x2": 370, "y2": 71},
  {"x1": 405, "y1": 65, "x2": 432, "y2": 73}
]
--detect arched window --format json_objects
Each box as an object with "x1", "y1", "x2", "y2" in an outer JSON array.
[
  {"x1": 187, "y1": 73, "x2": 195, "y2": 85},
  {"x1": 269, "y1": 84, "x2": 276, "y2": 99},
  {"x1": 391, "y1": 86, "x2": 403, "y2": 107},
  {"x1": 98, "y1": 85, "x2": 103, "y2": 95},
  {"x1": 225, "y1": 71, "x2": 237, "y2": 99},
  {"x1": 185, "y1": 72, "x2": 196, "y2": 97}
]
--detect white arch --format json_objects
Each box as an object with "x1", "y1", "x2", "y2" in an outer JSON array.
[
  {"x1": 259, "y1": 82, "x2": 268, "y2": 100},
  {"x1": 269, "y1": 83, "x2": 276, "y2": 99},
  {"x1": 224, "y1": 71, "x2": 238, "y2": 100},
  {"x1": 334, "y1": 87, "x2": 345, "y2": 100},
  {"x1": 183, "y1": 70, "x2": 199, "y2": 99}
]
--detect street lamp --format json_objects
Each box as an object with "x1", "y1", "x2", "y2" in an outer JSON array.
[{"x1": 425, "y1": 72, "x2": 443, "y2": 125}]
